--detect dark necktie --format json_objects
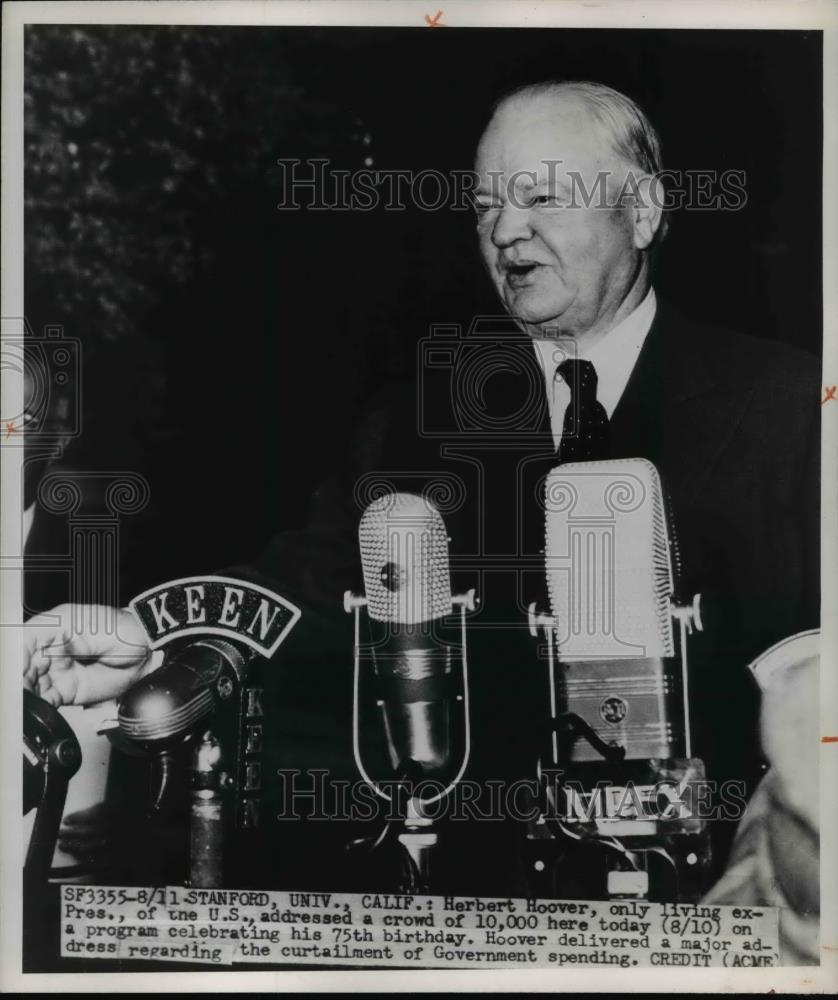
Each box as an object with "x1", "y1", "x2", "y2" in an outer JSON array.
[{"x1": 556, "y1": 358, "x2": 609, "y2": 463}]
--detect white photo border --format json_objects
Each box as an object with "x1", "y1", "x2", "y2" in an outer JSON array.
[{"x1": 2, "y1": 1, "x2": 836, "y2": 993}]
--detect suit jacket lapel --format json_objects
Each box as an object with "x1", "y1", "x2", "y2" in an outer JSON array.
[
  {"x1": 608, "y1": 307, "x2": 667, "y2": 464},
  {"x1": 610, "y1": 302, "x2": 755, "y2": 504}
]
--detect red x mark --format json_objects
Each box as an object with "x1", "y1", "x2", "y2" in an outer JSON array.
[
  {"x1": 822, "y1": 385, "x2": 836, "y2": 405},
  {"x1": 425, "y1": 9, "x2": 445, "y2": 27},
  {"x1": 4, "y1": 420, "x2": 20, "y2": 439}
]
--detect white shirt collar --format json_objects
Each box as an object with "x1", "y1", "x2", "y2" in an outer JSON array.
[{"x1": 533, "y1": 287, "x2": 657, "y2": 421}]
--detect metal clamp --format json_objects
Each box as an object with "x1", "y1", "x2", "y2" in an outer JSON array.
[
  {"x1": 528, "y1": 601, "x2": 555, "y2": 638},
  {"x1": 670, "y1": 593, "x2": 703, "y2": 635},
  {"x1": 344, "y1": 590, "x2": 368, "y2": 614},
  {"x1": 452, "y1": 588, "x2": 478, "y2": 613}
]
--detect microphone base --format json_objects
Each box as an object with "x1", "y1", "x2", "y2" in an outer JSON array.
[
  {"x1": 345, "y1": 796, "x2": 441, "y2": 895},
  {"x1": 525, "y1": 826, "x2": 711, "y2": 903},
  {"x1": 526, "y1": 756, "x2": 713, "y2": 903},
  {"x1": 397, "y1": 829, "x2": 437, "y2": 894}
]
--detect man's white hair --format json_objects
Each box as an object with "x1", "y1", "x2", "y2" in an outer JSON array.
[{"x1": 494, "y1": 79, "x2": 668, "y2": 240}]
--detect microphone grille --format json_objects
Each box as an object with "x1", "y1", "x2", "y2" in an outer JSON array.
[
  {"x1": 358, "y1": 492, "x2": 452, "y2": 623},
  {"x1": 544, "y1": 458, "x2": 674, "y2": 658}
]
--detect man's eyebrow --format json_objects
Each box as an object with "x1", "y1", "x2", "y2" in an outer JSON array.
[{"x1": 531, "y1": 174, "x2": 572, "y2": 191}]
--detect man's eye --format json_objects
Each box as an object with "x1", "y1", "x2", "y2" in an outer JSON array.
[
  {"x1": 531, "y1": 194, "x2": 566, "y2": 208},
  {"x1": 474, "y1": 201, "x2": 500, "y2": 216}
]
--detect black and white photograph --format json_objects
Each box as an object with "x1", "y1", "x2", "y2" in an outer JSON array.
[{"x1": 2, "y1": 0, "x2": 836, "y2": 991}]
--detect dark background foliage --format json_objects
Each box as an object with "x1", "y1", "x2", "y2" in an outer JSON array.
[{"x1": 24, "y1": 25, "x2": 822, "y2": 608}]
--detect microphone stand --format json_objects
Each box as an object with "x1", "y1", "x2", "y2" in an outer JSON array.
[
  {"x1": 189, "y1": 730, "x2": 227, "y2": 888},
  {"x1": 397, "y1": 798, "x2": 436, "y2": 894},
  {"x1": 525, "y1": 594, "x2": 707, "y2": 902},
  {"x1": 105, "y1": 638, "x2": 260, "y2": 889},
  {"x1": 346, "y1": 763, "x2": 435, "y2": 894},
  {"x1": 345, "y1": 589, "x2": 476, "y2": 895}
]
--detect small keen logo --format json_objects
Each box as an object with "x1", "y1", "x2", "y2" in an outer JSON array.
[
  {"x1": 600, "y1": 696, "x2": 628, "y2": 726},
  {"x1": 129, "y1": 575, "x2": 301, "y2": 657}
]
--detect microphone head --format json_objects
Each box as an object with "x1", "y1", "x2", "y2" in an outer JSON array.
[
  {"x1": 117, "y1": 662, "x2": 214, "y2": 747},
  {"x1": 544, "y1": 458, "x2": 674, "y2": 659},
  {"x1": 116, "y1": 640, "x2": 242, "y2": 748},
  {"x1": 359, "y1": 492, "x2": 452, "y2": 624}
]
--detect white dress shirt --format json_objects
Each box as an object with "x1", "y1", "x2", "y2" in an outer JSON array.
[{"x1": 532, "y1": 288, "x2": 658, "y2": 450}]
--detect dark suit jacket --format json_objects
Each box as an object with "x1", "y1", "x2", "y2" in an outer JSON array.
[{"x1": 234, "y1": 301, "x2": 820, "y2": 886}]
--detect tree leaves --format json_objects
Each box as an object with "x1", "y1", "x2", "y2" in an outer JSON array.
[{"x1": 24, "y1": 25, "x2": 364, "y2": 344}]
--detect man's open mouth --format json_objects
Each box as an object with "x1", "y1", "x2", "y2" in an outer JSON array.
[{"x1": 504, "y1": 262, "x2": 540, "y2": 286}]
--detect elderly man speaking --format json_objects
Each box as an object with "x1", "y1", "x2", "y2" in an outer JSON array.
[{"x1": 22, "y1": 81, "x2": 819, "y2": 897}]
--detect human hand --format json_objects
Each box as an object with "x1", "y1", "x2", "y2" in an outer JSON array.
[{"x1": 22, "y1": 604, "x2": 154, "y2": 708}]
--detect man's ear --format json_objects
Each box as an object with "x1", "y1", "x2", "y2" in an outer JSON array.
[{"x1": 631, "y1": 174, "x2": 664, "y2": 250}]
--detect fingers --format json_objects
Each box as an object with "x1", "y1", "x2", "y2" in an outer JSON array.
[
  {"x1": 24, "y1": 603, "x2": 73, "y2": 647},
  {"x1": 24, "y1": 605, "x2": 151, "y2": 664},
  {"x1": 24, "y1": 636, "x2": 71, "y2": 696},
  {"x1": 23, "y1": 605, "x2": 85, "y2": 693},
  {"x1": 97, "y1": 609, "x2": 153, "y2": 668},
  {"x1": 23, "y1": 605, "x2": 70, "y2": 682},
  {"x1": 22, "y1": 604, "x2": 153, "y2": 708}
]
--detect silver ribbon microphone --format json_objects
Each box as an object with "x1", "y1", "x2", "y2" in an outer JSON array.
[
  {"x1": 346, "y1": 492, "x2": 475, "y2": 803},
  {"x1": 531, "y1": 458, "x2": 702, "y2": 763}
]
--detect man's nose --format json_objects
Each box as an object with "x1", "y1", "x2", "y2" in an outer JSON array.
[{"x1": 490, "y1": 202, "x2": 533, "y2": 248}]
